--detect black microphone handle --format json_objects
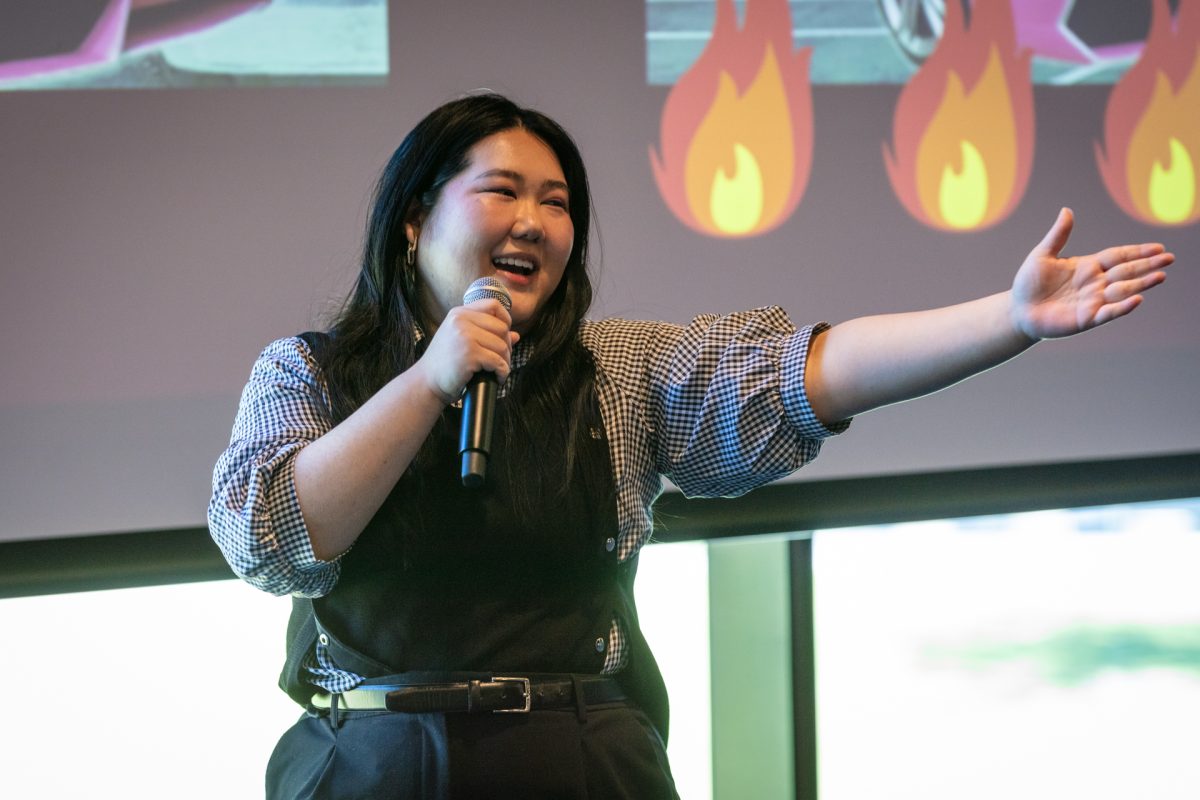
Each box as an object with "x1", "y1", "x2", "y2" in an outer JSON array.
[
  {"x1": 458, "y1": 277, "x2": 510, "y2": 488},
  {"x1": 460, "y1": 370, "x2": 498, "y2": 487}
]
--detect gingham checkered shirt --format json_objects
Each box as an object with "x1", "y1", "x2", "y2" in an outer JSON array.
[{"x1": 209, "y1": 307, "x2": 848, "y2": 692}]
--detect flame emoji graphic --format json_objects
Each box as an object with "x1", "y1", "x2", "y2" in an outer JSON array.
[
  {"x1": 883, "y1": 0, "x2": 1034, "y2": 232},
  {"x1": 650, "y1": 0, "x2": 813, "y2": 238},
  {"x1": 1096, "y1": 0, "x2": 1200, "y2": 227}
]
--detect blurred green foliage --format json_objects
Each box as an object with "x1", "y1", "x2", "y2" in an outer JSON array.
[{"x1": 927, "y1": 624, "x2": 1200, "y2": 685}]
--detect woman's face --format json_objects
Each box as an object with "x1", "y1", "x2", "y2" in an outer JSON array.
[{"x1": 407, "y1": 128, "x2": 575, "y2": 335}]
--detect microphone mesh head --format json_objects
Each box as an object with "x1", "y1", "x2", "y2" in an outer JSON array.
[{"x1": 462, "y1": 277, "x2": 512, "y2": 310}]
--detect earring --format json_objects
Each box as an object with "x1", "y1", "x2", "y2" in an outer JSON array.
[{"x1": 402, "y1": 239, "x2": 418, "y2": 297}]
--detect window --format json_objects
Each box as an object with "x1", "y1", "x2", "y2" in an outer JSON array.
[{"x1": 813, "y1": 499, "x2": 1200, "y2": 799}]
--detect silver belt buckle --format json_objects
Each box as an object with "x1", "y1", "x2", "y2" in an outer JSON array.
[{"x1": 491, "y1": 676, "x2": 531, "y2": 713}]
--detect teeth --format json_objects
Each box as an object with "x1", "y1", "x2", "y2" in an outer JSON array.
[{"x1": 494, "y1": 257, "x2": 534, "y2": 274}]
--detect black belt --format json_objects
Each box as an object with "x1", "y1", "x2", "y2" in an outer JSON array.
[{"x1": 311, "y1": 675, "x2": 627, "y2": 715}]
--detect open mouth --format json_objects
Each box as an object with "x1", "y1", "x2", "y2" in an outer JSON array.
[{"x1": 493, "y1": 256, "x2": 535, "y2": 276}]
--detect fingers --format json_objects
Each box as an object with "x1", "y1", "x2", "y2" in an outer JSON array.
[
  {"x1": 1100, "y1": 252, "x2": 1173, "y2": 285},
  {"x1": 1093, "y1": 295, "x2": 1144, "y2": 327},
  {"x1": 1104, "y1": 269, "x2": 1167, "y2": 304},
  {"x1": 421, "y1": 300, "x2": 515, "y2": 401},
  {"x1": 1092, "y1": 249, "x2": 1170, "y2": 327},
  {"x1": 464, "y1": 297, "x2": 515, "y2": 324},
  {"x1": 1035, "y1": 207, "x2": 1074, "y2": 256},
  {"x1": 452, "y1": 303, "x2": 514, "y2": 373},
  {"x1": 1094, "y1": 248, "x2": 1171, "y2": 310},
  {"x1": 1097, "y1": 242, "x2": 1171, "y2": 271}
]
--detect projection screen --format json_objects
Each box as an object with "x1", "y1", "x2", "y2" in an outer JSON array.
[{"x1": 1, "y1": 0, "x2": 1196, "y2": 542}]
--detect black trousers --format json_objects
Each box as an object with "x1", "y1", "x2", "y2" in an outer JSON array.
[{"x1": 266, "y1": 701, "x2": 679, "y2": 799}]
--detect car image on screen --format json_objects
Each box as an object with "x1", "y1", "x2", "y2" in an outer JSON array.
[{"x1": 877, "y1": 0, "x2": 1183, "y2": 72}]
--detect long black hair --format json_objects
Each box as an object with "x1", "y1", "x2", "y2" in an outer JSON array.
[{"x1": 317, "y1": 93, "x2": 598, "y2": 495}]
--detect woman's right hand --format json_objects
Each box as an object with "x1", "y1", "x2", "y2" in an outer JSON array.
[
  {"x1": 412, "y1": 298, "x2": 521, "y2": 405},
  {"x1": 293, "y1": 297, "x2": 517, "y2": 561}
]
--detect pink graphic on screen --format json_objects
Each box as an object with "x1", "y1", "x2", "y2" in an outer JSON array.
[{"x1": 0, "y1": 0, "x2": 267, "y2": 84}]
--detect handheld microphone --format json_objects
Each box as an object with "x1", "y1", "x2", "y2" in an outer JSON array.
[{"x1": 460, "y1": 277, "x2": 512, "y2": 488}]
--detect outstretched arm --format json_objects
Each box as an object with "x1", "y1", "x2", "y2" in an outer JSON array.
[{"x1": 804, "y1": 208, "x2": 1175, "y2": 426}]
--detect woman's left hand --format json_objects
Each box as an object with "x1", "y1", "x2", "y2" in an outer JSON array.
[{"x1": 1011, "y1": 207, "x2": 1174, "y2": 341}]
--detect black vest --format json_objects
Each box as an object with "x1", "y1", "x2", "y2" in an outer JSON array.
[{"x1": 280, "y1": 333, "x2": 670, "y2": 740}]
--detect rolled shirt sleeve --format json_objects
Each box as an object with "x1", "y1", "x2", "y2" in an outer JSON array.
[
  {"x1": 208, "y1": 337, "x2": 341, "y2": 598},
  {"x1": 584, "y1": 307, "x2": 849, "y2": 504}
]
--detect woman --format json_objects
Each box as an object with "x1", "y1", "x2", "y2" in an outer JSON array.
[{"x1": 209, "y1": 93, "x2": 1172, "y2": 798}]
